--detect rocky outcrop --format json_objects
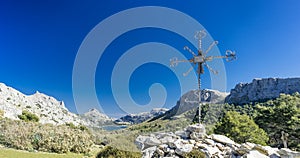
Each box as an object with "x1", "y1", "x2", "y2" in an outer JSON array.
[
  {"x1": 162, "y1": 89, "x2": 228, "y2": 119},
  {"x1": 115, "y1": 108, "x2": 169, "y2": 124},
  {"x1": 225, "y1": 78, "x2": 300, "y2": 104},
  {"x1": 79, "y1": 108, "x2": 115, "y2": 128},
  {"x1": 0, "y1": 83, "x2": 113, "y2": 127},
  {"x1": 0, "y1": 83, "x2": 82, "y2": 125},
  {"x1": 135, "y1": 124, "x2": 300, "y2": 158}
]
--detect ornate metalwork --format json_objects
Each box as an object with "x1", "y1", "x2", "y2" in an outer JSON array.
[{"x1": 170, "y1": 30, "x2": 236, "y2": 124}]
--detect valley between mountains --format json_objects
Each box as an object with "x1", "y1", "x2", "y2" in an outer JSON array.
[{"x1": 0, "y1": 77, "x2": 299, "y2": 158}]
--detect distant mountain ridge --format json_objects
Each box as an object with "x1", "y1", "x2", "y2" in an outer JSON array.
[
  {"x1": 79, "y1": 108, "x2": 115, "y2": 127},
  {"x1": 225, "y1": 77, "x2": 300, "y2": 104},
  {"x1": 115, "y1": 108, "x2": 169, "y2": 124}
]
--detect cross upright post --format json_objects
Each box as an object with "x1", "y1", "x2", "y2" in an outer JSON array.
[{"x1": 170, "y1": 30, "x2": 236, "y2": 126}]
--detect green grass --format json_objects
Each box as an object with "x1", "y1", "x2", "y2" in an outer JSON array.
[{"x1": 0, "y1": 147, "x2": 85, "y2": 158}]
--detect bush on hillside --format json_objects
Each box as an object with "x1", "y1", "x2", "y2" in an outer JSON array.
[
  {"x1": 96, "y1": 146, "x2": 141, "y2": 158},
  {"x1": 0, "y1": 118, "x2": 94, "y2": 153},
  {"x1": 18, "y1": 110, "x2": 39, "y2": 122},
  {"x1": 183, "y1": 149, "x2": 206, "y2": 158},
  {"x1": 253, "y1": 93, "x2": 300, "y2": 150},
  {"x1": 214, "y1": 111, "x2": 269, "y2": 145}
]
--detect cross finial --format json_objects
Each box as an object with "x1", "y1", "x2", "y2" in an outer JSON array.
[{"x1": 170, "y1": 30, "x2": 236, "y2": 125}]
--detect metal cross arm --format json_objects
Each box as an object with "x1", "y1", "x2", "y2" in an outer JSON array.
[
  {"x1": 205, "y1": 50, "x2": 237, "y2": 62},
  {"x1": 169, "y1": 30, "x2": 237, "y2": 125}
]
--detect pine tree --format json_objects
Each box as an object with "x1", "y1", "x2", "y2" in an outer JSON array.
[{"x1": 214, "y1": 111, "x2": 269, "y2": 145}]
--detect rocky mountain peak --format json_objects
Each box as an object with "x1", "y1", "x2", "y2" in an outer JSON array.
[
  {"x1": 0, "y1": 82, "x2": 116, "y2": 128},
  {"x1": 162, "y1": 89, "x2": 228, "y2": 119},
  {"x1": 0, "y1": 83, "x2": 82, "y2": 125},
  {"x1": 82, "y1": 108, "x2": 110, "y2": 119},
  {"x1": 115, "y1": 108, "x2": 169, "y2": 124},
  {"x1": 225, "y1": 77, "x2": 300, "y2": 104},
  {"x1": 150, "y1": 108, "x2": 169, "y2": 115}
]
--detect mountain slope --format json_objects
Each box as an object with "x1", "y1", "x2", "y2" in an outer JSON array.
[
  {"x1": 0, "y1": 83, "x2": 83, "y2": 125},
  {"x1": 159, "y1": 89, "x2": 228, "y2": 119},
  {"x1": 0, "y1": 83, "x2": 113, "y2": 127}
]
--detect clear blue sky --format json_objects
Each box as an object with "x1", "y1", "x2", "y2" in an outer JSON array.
[{"x1": 1, "y1": 1, "x2": 300, "y2": 117}]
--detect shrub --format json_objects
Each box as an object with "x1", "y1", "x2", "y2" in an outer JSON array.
[
  {"x1": 184, "y1": 149, "x2": 206, "y2": 158},
  {"x1": 214, "y1": 111, "x2": 269, "y2": 145},
  {"x1": 66, "y1": 122, "x2": 76, "y2": 129},
  {"x1": 254, "y1": 93, "x2": 300, "y2": 150},
  {"x1": 36, "y1": 104, "x2": 41, "y2": 109},
  {"x1": 0, "y1": 118, "x2": 94, "y2": 154},
  {"x1": 18, "y1": 110, "x2": 39, "y2": 122},
  {"x1": 79, "y1": 125, "x2": 88, "y2": 131},
  {"x1": 0, "y1": 110, "x2": 4, "y2": 118},
  {"x1": 96, "y1": 146, "x2": 141, "y2": 158}
]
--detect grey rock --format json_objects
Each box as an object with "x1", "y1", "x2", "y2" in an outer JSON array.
[
  {"x1": 278, "y1": 148, "x2": 300, "y2": 158},
  {"x1": 216, "y1": 143, "x2": 225, "y2": 151},
  {"x1": 175, "y1": 144, "x2": 194, "y2": 156},
  {"x1": 135, "y1": 135, "x2": 148, "y2": 150},
  {"x1": 203, "y1": 146, "x2": 221, "y2": 157},
  {"x1": 156, "y1": 147, "x2": 165, "y2": 157},
  {"x1": 175, "y1": 130, "x2": 190, "y2": 139},
  {"x1": 158, "y1": 144, "x2": 169, "y2": 153},
  {"x1": 204, "y1": 139, "x2": 215, "y2": 146},
  {"x1": 156, "y1": 132, "x2": 177, "y2": 139},
  {"x1": 160, "y1": 136, "x2": 177, "y2": 146},
  {"x1": 169, "y1": 139, "x2": 184, "y2": 149},
  {"x1": 165, "y1": 149, "x2": 177, "y2": 158},
  {"x1": 186, "y1": 124, "x2": 206, "y2": 133},
  {"x1": 195, "y1": 142, "x2": 209, "y2": 149},
  {"x1": 145, "y1": 137, "x2": 161, "y2": 147},
  {"x1": 142, "y1": 146, "x2": 157, "y2": 158},
  {"x1": 243, "y1": 150, "x2": 269, "y2": 158},
  {"x1": 260, "y1": 146, "x2": 280, "y2": 157},
  {"x1": 226, "y1": 78, "x2": 300, "y2": 104},
  {"x1": 190, "y1": 132, "x2": 206, "y2": 141},
  {"x1": 136, "y1": 112, "x2": 299, "y2": 158},
  {"x1": 211, "y1": 134, "x2": 236, "y2": 145}
]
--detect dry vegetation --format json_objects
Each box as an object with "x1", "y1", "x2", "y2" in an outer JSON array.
[{"x1": 0, "y1": 118, "x2": 93, "y2": 154}]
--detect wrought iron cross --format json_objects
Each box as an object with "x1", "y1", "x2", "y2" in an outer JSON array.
[{"x1": 170, "y1": 30, "x2": 236, "y2": 124}]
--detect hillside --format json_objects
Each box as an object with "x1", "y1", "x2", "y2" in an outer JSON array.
[
  {"x1": 0, "y1": 83, "x2": 112, "y2": 127},
  {"x1": 160, "y1": 89, "x2": 228, "y2": 119}
]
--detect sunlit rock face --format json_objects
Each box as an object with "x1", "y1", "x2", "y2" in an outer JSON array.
[
  {"x1": 0, "y1": 83, "x2": 113, "y2": 127},
  {"x1": 225, "y1": 78, "x2": 300, "y2": 104},
  {"x1": 162, "y1": 89, "x2": 228, "y2": 119},
  {"x1": 79, "y1": 108, "x2": 115, "y2": 127}
]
